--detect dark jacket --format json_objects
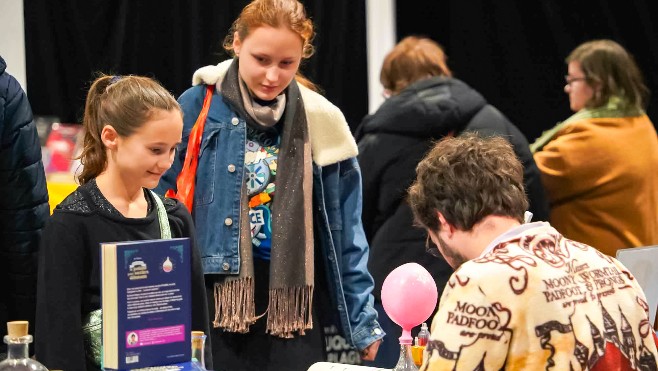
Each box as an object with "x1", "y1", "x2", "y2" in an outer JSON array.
[
  {"x1": 0, "y1": 56, "x2": 49, "y2": 355},
  {"x1": 355, "y1": 76, "x2": 549, "y2": 303}
]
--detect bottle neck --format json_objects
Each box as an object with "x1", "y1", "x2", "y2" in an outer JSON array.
[
  {"x1": 4, "y1": 335, "x2": 31, "y2": 360},
  {"x1": 6, "y1": 343, "x2": 29, "y2": 359},
  {"x1": 395, "y1": 343, "x2": 419, "y2": 371},
  {"x1": 400, "y1": 343, "x2": 413, "y2": 354}
]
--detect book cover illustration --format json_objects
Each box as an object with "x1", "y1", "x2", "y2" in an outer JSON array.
[
  {"x1": 102, "y1": 238, "x2": 192, "y2": 370},
  {"x1": 127, "y1": 361, "x2": 206, "y2": 371}
]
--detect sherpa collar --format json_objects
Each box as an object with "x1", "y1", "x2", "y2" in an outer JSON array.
[{"x1": 192, "y1": 60, "x2": 358, "y2": 167}]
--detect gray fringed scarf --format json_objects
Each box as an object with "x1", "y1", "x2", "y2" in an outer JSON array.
[{"x1": 213, "y1": 59, "x2": 314, "y2": 338}]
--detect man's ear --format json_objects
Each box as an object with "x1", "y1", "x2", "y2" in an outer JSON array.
[
  {"x1": 437, "y1": 211, "x2": 455, "y2": 237},
  {"x1": 101, "y1": 125, "x2": 119, "y2": 150}
]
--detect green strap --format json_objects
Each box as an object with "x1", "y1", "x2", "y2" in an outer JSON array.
[
  {"x1": 150, "y1": 190, "x2": 172, "y2": 240},
  {"x1": 83, "y1": 191, "x2": 173, "y2": 368}
]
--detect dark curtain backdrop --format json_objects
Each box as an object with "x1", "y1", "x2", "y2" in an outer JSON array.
[
  {"x1": 24, "y1": 0, "x2": 368, "y2": 129},
  {"x1": 397, "y1": 0, "x2": 658, "y2": 142},
  {"x1": 25, "y1": 1, "x2": 658, "y2": 140}
]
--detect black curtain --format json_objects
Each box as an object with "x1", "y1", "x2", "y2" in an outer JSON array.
[
  {"x1": 24, "y1": 0, "x2": 368, "y2": 130},
  {"x1": 27, "y1": 1, "x2": 657, "y2": 140},
  {"x1": 396, "y1": 0, "x2": 658, "y2": 142}
]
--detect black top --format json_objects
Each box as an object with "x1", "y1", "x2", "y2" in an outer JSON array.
[
  {"x1": 35, "y1": 180, "x2": 212, "y2": 371},
  {"x1": 355, "y1": 76, "x2": 550, "y2": 303}
]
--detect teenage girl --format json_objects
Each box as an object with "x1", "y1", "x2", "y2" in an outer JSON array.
[{"x1": 157, "y1": 1, "x2": 384, "y2": 369}]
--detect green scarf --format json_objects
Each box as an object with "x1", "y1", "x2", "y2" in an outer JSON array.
[{"x1": 530, "y1": 96, "x2": 644, "y2": 153}]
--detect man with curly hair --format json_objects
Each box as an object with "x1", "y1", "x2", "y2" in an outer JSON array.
[{"x1": 409, "y1": 133, "x2": 658, "y2": 370}]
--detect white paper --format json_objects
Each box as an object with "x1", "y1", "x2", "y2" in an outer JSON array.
[{"x1": 307, "y1": 362, "x2": 391, "y2": 371}]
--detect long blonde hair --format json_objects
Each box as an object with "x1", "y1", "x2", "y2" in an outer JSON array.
[{"x1": 77, "y1": 74, "x2": 181, "y2": 185}]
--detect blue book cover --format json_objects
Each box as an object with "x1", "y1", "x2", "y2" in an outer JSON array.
[{"x1": 101, "y1": 238, "x2": 192, "y2": 370}]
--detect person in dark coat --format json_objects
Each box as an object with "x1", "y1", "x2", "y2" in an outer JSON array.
[
  {"x1": 355, "y1": 36, "x2": 549, "y2": 368},
  {"x1": 0, "y1": 55, "x2": 49, "y2": 358}
]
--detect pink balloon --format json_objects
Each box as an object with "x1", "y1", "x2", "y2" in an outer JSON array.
[{"x1": 381, "y1": 263, "x2": 438, "y2": 344}]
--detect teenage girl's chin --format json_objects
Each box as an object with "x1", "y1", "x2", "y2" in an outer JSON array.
[
  {"x1": 144, "y1": 172, "x2": 163, "y2": 188},
  {"x1": 255, "y1": 85, "x2": 282, "y2": 101}
]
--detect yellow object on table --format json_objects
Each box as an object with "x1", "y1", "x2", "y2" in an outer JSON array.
[
  {"x1": 411, "y1": 345, "x2": 425, "y2": 366},
  {"x1": 46, "y1": 172, "x2": 78, "y2": 214}
]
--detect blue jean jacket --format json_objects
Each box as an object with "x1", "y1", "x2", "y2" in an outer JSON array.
[{"x1": 156, "y1": 84, "x2": 384, "y2": 350}]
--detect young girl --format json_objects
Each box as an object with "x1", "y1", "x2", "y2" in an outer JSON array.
[
  {"x1": 156, "y1": 0, "x2": 384, "y2": 369},
  {"x1": 35, "y1": 75, "x2": 212, "y2": 371}
]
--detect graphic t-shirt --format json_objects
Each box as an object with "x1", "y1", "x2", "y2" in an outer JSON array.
[{"x1": 245, "y1": 126, "x2": 279, "y2": 260}]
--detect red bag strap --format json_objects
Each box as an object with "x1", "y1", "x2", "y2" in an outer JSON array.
[{"x1": 166, "y1": 85, "x2": 215, "y2": 211}]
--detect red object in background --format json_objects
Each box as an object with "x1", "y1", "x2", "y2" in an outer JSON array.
[
  {"x1": 166, "y1": 85, "x2": 215, "y2": 211},
  {"x1": 44, "y1": 123, "x2": 81, "y2": 173},
  {"x1": 417, "y1": 322, "x2": 429, "y2": 346}
]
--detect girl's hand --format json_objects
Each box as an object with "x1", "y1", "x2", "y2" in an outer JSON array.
[{"x1": 360, "y1": 339, "x2": 382, "y2": 361}]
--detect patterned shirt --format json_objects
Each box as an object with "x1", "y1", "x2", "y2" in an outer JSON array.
[{"x1": 423, "y1": 223, "x2": 658, "y2": 370}]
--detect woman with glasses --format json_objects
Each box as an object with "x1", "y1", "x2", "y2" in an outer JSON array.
[{"x1": 531, "y1": 39, "x2": 658, "y2": 257}]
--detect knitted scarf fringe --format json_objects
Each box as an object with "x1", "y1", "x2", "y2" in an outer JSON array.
[
  {"x1": 266, "y1": 285, "x2": 314, "y2": 338},
  {"x1": 213, "y1": 277, "x2": 258, "y2": 333},
  {"x1": 214, "y1": 280, "x2": 314, "y2": 338}
]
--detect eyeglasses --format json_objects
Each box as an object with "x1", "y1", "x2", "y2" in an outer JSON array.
[
  {"x1": 425, "y1": 234, "x2": 443, "y2": 258},
  {"x1": 564, "y1": 75, "x2": 587, "y2": 86}
]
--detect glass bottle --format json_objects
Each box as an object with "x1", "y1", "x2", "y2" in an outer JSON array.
[
  {"x1": 417, "y1": 322, "x2": 429, "y2": 346},
  {"x1": 0, "y1": 321, "x2": 48, "y2": 371},
  {"x1": 393, "y1": 342, "x2": 419, "y2": 371},
  {"x1": 190, "y1": 331, "x2": 206, "y2": 370}
]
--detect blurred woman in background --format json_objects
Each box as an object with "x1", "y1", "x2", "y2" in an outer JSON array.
[{"x1": 531, "y1": 39, "x2": 658, "y2": 257}]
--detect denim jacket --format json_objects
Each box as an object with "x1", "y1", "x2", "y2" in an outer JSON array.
[{"x1": 157, "y1": 62, "x2": 384, "y2": 350}]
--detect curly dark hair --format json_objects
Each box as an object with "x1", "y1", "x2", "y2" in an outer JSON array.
[{"x1": 408, "y1": 133, "x2": 528, "y2": 232}]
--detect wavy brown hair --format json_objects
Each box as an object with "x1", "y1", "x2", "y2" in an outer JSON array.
[
  {"x1": 76, "y1": 74, "x2": 181, "y2": 185},
  {"x1": 380, "y1": 36, "x2": 452, "y2": 95},
  {"x1": 567, "y1": 39, "x2": 649, "y2": 110},
  {"x1": 223, "y1": 0, "x2": 318, "y2": 92},
  {"x1": 408, "y1": 133, "x2": 528, "y2": 232}
]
